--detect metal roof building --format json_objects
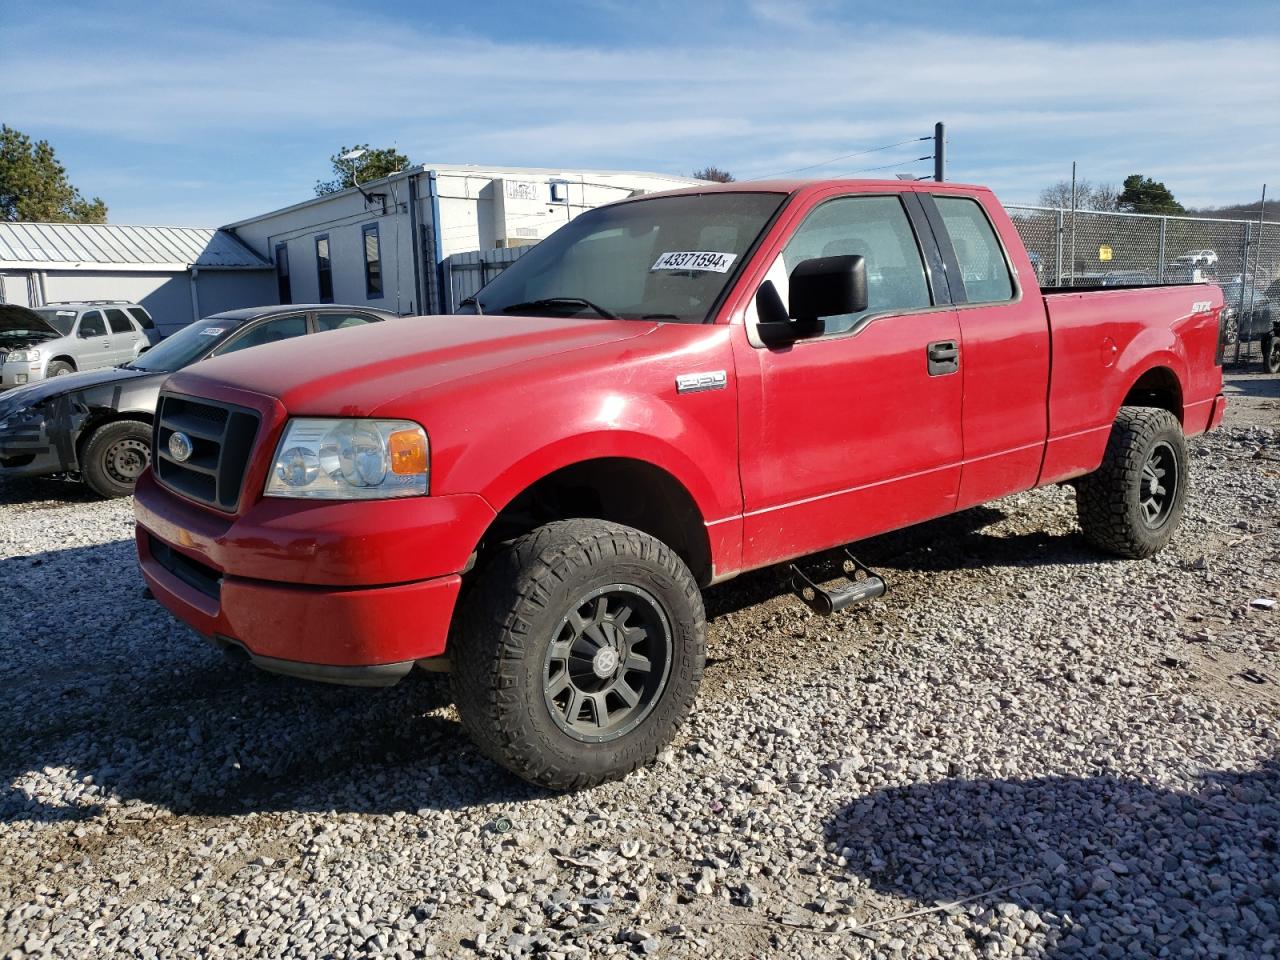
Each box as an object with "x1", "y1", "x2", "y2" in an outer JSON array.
[{"x1": 0, "y1": 222, "x2": 275, "y2": 334}]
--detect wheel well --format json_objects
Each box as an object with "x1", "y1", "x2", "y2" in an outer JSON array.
[
  {"x1": 1122, "y1": 367, "x2": 1183, "y2": 424},
  {"x1": 75, "y1": 412, "x2": 153, "y2": 464},
  {"x1": 484, "y1": 458, "x2": 713, "y2": 586},
  {"x1": 49, "y1": 356, "x2": 77, "y2": 370}
]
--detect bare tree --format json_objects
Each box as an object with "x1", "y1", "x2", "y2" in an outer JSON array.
[
  {"x1": 1038, "y1": 179, "x2": 1121, "y2": 212},
  {"x1": 692, "y1": 166, "x2": 735, "y2": 183}
]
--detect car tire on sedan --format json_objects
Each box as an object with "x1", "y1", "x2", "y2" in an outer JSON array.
[{"x1": 82, "y1": 420, "x2": 152, "y2": 498}]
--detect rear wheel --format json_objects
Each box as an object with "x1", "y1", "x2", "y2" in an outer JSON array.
[
  {"x1": 46, "y1": 360, "x2": 74, "y2": 377},
  {"x1": 1263, "y1": 334, "x2": 1280, "y2": 374},
  {"x1": 450, "y1": 519, "x2": 705, "y2": 790},
  {"x1": 82, "y1": 421, "x2": 151, "y2": 498},
  {"x1": 1075, "y1": 406, "x2": 1188, "y2": 559}
]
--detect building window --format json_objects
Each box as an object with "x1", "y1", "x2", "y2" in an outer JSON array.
[
  {"x1": 362, "y1": 223, "x2": 383, "y2": 299},
  {"x1": 315, "y1": 234, "x2": 333, "y2": 303},
  {"x1": 275, "y1": 242, "x2": 291, "y2": 303}
]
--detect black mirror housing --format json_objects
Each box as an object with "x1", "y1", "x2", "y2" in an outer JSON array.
[
  {"x1": 755, "y1": 254, "x2": 868, "y2": 347},
  {"x1": 789, "y1": 254, "x2": 868, "y2": 322}
]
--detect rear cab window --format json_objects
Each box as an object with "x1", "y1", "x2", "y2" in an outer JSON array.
[{"x1": 934, "y1": 196, "x2": 1015, "y2": 303}]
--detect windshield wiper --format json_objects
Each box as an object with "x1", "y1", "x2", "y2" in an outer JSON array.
[{"x1": 498, "y1": 297, "x2": 620, "y2": 320}]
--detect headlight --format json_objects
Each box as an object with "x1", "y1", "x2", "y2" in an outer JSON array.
[
  {"x1": 264, "y1": 418, "x2": 429, "y2": 500},
  {"x1": 4, "y1": 350, "x2": 41, "y2": 363}
]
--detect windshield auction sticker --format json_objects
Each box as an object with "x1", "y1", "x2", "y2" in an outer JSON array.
[
  {"x1": 198, "y1": 327, "x2": 228, "y2": 336},
  {"x1": 651, "y1": 251, "x2": 737, "y2": 273}
]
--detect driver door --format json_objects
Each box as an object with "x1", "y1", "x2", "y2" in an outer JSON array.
[{"x1": 732, "y1": 192, "x2": 964, "y2": 569}]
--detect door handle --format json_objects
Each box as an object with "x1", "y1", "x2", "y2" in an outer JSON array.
[{"x1": 927, "y1": 340, "x2": 959, "y2": 376}]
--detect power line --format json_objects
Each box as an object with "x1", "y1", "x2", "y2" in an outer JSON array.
[
  {"x1": 840, "y1": 154, "x2": 934, "y2": 176},
  {"x1": 744, "y1": 136, "x2": 931, "y2": 181}
]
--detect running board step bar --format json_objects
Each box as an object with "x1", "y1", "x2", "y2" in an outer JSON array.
[{"x1": 790, "y1": 551, "x2": 887, "y2": 616}]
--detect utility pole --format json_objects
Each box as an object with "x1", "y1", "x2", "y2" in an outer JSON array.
[
  {"x1": 933, "y1": 122, "x2": 946, "y2": 182},
  {"x1": 1069, "y1": 161, "x2": 1078, "y2": 285}
]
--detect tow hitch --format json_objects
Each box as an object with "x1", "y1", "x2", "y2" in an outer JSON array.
[{"x1": 790, "y1": 550, "x2": 887, "y2": 616}]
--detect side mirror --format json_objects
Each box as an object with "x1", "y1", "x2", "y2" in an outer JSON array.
[{"x1": 756, "y1": 255, "x2": 868, "y2": 346}]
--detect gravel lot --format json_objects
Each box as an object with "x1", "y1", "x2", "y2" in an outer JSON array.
[{"x1": 1, "y1": 373, "x2": 1276, "y2": 959}]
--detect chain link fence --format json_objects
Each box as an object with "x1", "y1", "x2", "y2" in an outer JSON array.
[
  {"x1": 1007, "y1": 205, "x2": 1278, "y2": 367},
  {"x1": 442, "y1": 204, "x2": 1277, "y2": 369}
]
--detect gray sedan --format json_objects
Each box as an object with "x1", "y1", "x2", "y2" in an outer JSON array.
[{"x1": 0, "y1": 304, "x2": 397, "y2": 498}]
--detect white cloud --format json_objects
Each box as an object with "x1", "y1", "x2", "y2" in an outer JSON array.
[{"x1": 2, "y1": 10, "x2": 1276, "y2": 220}]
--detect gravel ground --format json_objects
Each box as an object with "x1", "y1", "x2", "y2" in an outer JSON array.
[{"x1": 1, "y1": 374, "x2": 1277, "y2": 959}]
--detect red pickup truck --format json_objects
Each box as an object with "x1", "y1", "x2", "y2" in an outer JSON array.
[{"x1": 134, "y1": 180, "x2": 1226, "y2": 788}]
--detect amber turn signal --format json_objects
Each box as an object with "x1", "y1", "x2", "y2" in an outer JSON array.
[{"x1": 389, "y1": 429, "x2": 429, "y2": 475}]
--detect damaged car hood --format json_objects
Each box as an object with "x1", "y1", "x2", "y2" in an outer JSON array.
[{"x1": 1, "y1": 366, "x2": 156, "y2": 411}]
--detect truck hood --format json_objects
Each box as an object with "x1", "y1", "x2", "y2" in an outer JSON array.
[{"x1": 166, "y1": 314, "x2": 659, "y2": 413}]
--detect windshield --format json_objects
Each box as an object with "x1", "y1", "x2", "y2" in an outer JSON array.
[
  {"x1": 464, "y1": 192, "x2": 786, "y2": 323},
  {"x1": 127, "y1": 319, "x2": 241, "y2": 372},
  {"x1": 32, "y1": 308, "x2": 77, "y2": 337}
]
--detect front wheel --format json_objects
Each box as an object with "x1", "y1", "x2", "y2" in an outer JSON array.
[
  {"x1": 81, "y1": 421, "x2": 151, "y2": 498},
  {"x1": 1075, "y1": 406, "x2": 1188, "y2": 559},
  {"x1": 450, "y1": 519, "x2": 706, "y2": 790},
  {"x1": 46, "y1": 360, "x2": 74, "y2": 377}
]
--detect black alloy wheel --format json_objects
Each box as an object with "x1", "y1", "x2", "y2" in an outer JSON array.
[{"x1": 542, "y1": 584, "x2": 673, "y2": 743}]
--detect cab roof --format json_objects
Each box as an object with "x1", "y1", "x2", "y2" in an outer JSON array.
[{"x1": 640, "y1": 178, "x2": 989, "y2": 197}]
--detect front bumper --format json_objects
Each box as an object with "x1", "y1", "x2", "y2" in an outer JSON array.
[
  {"x1": 133, "y1": 470, "x2": 495, "y2": 685},
  {"x1": 0, "y1": 359, "x2": 45, "y2": 391},
  {"x1": 0, "y1": 412, "x2": 66, "y2": 478}
]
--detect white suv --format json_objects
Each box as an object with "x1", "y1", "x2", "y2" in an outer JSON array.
[{"x1": 0, "y1": 302, "x2": 156, "y2": 389}]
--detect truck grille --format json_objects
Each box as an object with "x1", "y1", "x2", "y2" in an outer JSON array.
[{"x1": 154, "y1": 394, "x2": 260, "y2": 512}]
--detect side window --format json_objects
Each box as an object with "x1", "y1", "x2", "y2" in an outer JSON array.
[
  {"x1": 934, "y1": 197, "x2": 1014, "y2": 303},
  {"x1": 214, "y1": 314, "x2": 308, "y2": 356},
  {"x1": 78, "y1": 310, "x2": 107, "y2": 337},
  {"x1": 774, "y1": 195, "x2": 931, "y2": 336},
  {"x1": 105, "y1": 308, "x2": 135, "y2": 334},
  {"x1": 362, "y1": 224, "x2": 383, "y2": 299},
  {"x1": 314, "y1": 312, "x2": 378, "y2": 333},
  {"x1": 127, "y1": 306, "x2": 155, "y2": 329},
  {"x1": 275, "y1": 242, "x2": 291, "y2": 304},
  {"x1": 315, "y1": 235, "x2": 333, "y2": 303}
]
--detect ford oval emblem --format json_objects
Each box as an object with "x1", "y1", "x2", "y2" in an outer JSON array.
[{"x1": 168, "y1": 431, "x2": 194, "y2": 463}]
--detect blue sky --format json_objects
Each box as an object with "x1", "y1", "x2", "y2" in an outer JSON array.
[{"x1": 3, "y1": 0, "x2": 1278, "y2": 225}]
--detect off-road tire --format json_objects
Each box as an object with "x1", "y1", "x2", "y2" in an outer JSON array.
[
  {"x1": 82, "y1": 420, "x2": 152, "y2": 498},
  {"x1": 46, "y1": 360, "x2": 74, "y2": 377},
  {"x1": 1263, "y1": 334, "x2": 1280, "y2": 374},
  {"x1": 450, "y1": 519, "x2": 705, "y2": 790},
  {"x1": 1075, "y1": 406, "x2": 1188, "y2": 559}
]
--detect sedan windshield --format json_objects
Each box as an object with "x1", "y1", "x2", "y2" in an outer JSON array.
[
  {"x1": 464, "y1": 192, "x2": 787, "y2": 323},
  {"x1": 126, "y1": 319, "x2": 241, "y2": 372}
]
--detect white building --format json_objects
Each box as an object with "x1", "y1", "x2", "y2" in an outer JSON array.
[
  {"x1": 0, "y1": 222, "x2": 276, "y2": 335},
  {"x1": 223, "y1": 164, "x2": 701, "y2": 316}
]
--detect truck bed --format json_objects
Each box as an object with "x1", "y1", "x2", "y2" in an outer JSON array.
[{"x1": 1037, "y1": 282, "x2": 1224, "y2": 485}]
